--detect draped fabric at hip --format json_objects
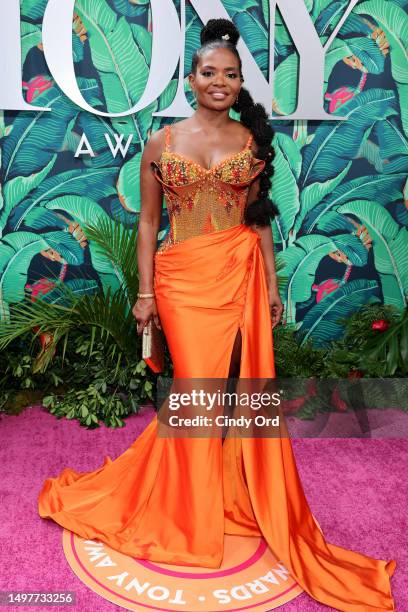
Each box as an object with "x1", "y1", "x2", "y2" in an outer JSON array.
[{"x1": 38, "y1": 223, "x2": 396, "y2": 612}]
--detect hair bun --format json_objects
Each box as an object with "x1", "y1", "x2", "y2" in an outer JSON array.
[{"x1": 200, "y1": 19, "x2": 240, "y2": 47}]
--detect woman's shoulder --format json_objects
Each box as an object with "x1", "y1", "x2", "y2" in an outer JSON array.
[
  {"x1": 147, "y1": 121, "x2": 185, "y2": 150},
  {"x1": 147, "y1": 126, "x2": 168, "y2": 147},
  {"x1": 231, "y1": 118, "x2": 251, "y2": 135},
  {"x1": 229, "y1": 119, "x2": 255, "y2": 149},
  {"x1": 144, "y1": 126, "x2": 169, "y2": 161},
  {"x1": 237, "y1": 124, "x2": 259, "y2": 157}
]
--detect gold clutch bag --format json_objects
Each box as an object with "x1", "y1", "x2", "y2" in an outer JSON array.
[{"x1": 142, "y1": 319, "x2": 165, "y2": 373}]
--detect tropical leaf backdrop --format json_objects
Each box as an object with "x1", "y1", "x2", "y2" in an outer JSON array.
[{"x1": 0, "y1": 0, "x2": 407, "y2": 347}]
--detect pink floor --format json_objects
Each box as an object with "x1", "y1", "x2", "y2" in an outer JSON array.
[{"x1": 0, "y1": 405, "x2": 406, "y2": 611}]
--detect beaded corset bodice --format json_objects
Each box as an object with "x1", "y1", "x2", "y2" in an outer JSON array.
[{"x1": 152, "y1": 125, "x2": 265, "y2": 254}]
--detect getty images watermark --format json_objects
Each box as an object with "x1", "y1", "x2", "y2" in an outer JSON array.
[
  {"x1": 156, "y1": 378, "x2": 289, "y2": 438},
  {"x1": 155, "y1": 377, "x2": 408, "y2": 439}
]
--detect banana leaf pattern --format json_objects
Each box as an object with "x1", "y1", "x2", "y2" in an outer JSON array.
[{"x1": 1, "y1": 0, "x2": 407, "y2": 346}]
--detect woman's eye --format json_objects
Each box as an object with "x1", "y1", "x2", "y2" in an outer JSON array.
[{"x1": 200, "y1": 70, "x2": 237, "y2": 78}]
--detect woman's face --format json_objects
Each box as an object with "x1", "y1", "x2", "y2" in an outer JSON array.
[{"x1": 189, "y1": 47, "x2": 242, "y2": 111}]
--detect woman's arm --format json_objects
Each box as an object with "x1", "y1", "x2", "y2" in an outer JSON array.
[
  {"x1": 246, "y1": 176, "x2": 283, "y2": 328},
  {"x1": 133, "y1": 129, "x2": 165, "y2": 333}
]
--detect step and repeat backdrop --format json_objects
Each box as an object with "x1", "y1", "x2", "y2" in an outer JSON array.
[{"x1": 0, "y1": 0, "x2": 407, "y2": 346}]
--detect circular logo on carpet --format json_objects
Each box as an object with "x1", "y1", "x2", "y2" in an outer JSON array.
[{"x1": 63, "y1": 530, "x2": 303, "y2": 611}]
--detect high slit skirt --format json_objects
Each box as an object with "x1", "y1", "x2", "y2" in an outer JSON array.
[{"x1": 38, "y1": 223, "x2": 396, "y2": 611}]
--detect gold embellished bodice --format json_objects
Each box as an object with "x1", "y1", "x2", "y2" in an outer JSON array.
[{"x1": 151, "y1": 124, "x2": 265, "y2": 254}]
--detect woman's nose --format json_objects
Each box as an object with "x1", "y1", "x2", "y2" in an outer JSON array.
[{"x1": 212, "y1": 72, "x2": 227, "y2": 86}]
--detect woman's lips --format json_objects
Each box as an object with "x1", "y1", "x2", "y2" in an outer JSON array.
[{"x1": 210, "y1": 92, "x2": 228, "y2": 99}]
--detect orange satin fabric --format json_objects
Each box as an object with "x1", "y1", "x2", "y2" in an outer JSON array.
[{"x1": 38, "y1": 223, "x2": 396, "y2": 611}]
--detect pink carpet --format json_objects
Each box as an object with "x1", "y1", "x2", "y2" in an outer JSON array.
[{"x1": 0, "y1": 405, "x2": 406, "y2": 611}]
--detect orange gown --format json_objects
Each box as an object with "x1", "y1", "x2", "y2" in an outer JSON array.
[{"x1": 38, "y1": 124, "x2": 397, "y2": 611}]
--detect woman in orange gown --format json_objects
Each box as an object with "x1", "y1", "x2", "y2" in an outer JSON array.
[{"x1": 38, "y1": 18, "x2": 396, "y2": 612}]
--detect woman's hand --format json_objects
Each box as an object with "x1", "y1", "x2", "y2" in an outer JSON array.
[
  {"x1": 132, "y1": 298, "x2": 162, "y2": 335},
  {"x1": 268, "y1": 287, "x2": 283, "y2": 328}
]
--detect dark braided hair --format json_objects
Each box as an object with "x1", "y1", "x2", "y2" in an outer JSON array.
[{"x1": 191, "y1": 18, "x2": 279, "y2": 226}]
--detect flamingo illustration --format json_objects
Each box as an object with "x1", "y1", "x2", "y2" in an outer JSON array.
[{"x1": 22, "y1": 76, "x2": 53, "y2": 103}]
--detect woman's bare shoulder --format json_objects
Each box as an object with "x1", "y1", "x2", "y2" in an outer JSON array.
[
  {"x1": 233, "y1": 121, "x2": 259, "y2": 155},
  {"x1": 230, "y1": 119, "x2": 253, "y2": 147},
  {"x1": 144, "y1": 126, "x2": 167, "y2": 160}
]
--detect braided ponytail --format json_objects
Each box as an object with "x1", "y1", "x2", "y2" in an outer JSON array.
[
  {"x1": 233, "y1": 88, "x2": 279, "y2": 226},
  {"x1": 191, "y1": 18, "x2": 280, "y2": 227}
]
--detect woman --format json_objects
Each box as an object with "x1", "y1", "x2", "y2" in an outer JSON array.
[{"x1": 39, "y1": 19, "x2": 396, "y2": 611}]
